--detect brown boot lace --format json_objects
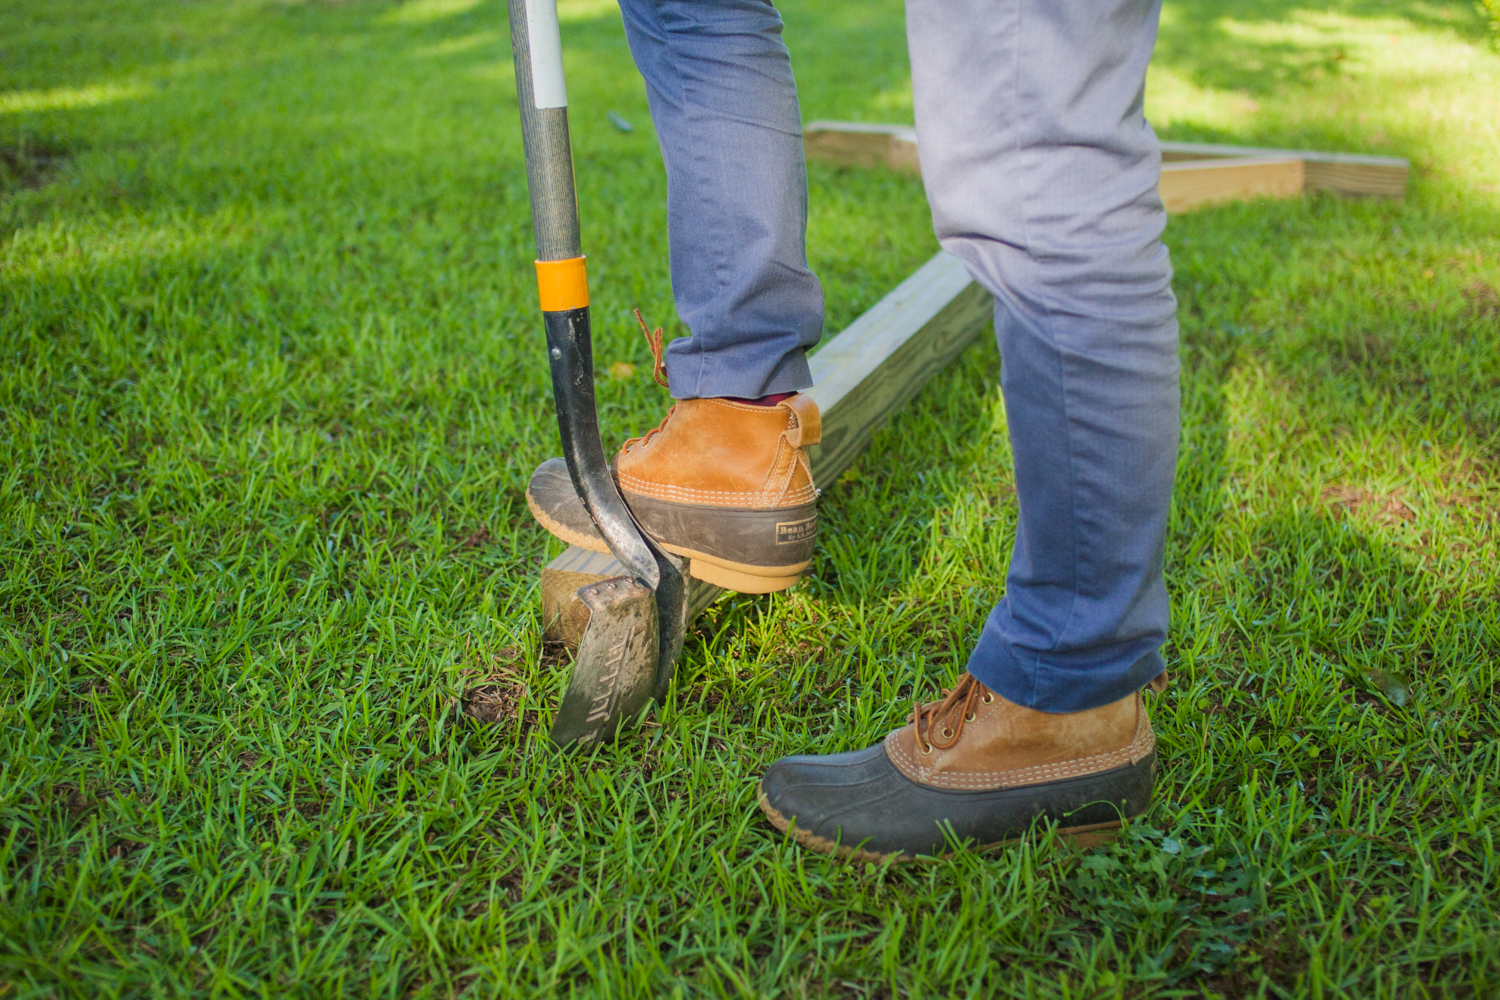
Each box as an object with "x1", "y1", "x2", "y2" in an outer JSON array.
[
  {"x1": 634, "y1": 309, "x2": 670, "y2": 388},
  {"x1": 620, "y1": 309, "x2": 675, "y2": 455},
  {"x1": 911, "y1": 674, "x2": 994, "y2": 754},
  {"x1": 621, "y1": 406, "x2": 675, "y2": 454}
]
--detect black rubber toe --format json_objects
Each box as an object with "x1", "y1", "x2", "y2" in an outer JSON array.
[
  {"x1": 528, "y1": 457, "x2": 602, "y2": 543},
  {"x1": 760, "y1": 741, "x2": 1154, "y2": 858}
]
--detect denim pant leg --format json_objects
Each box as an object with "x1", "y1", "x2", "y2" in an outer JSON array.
[
  {"x1": 618, "y1": 0, "x2": 824, "y2": 400},
  {"x1": 907, "y1": 0, "x2": 1181, "y2": 711}
]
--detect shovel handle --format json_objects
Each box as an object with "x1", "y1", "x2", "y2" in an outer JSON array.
[
  {"x1": 508, "y1": 0, "x2": 659, "y2": 589},
  {"x1": 507, "y1": 0, "x2": 579, "y2": 260}
]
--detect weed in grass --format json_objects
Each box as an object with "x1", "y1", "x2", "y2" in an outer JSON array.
[{"x1": 2, "y1": 0, "x2": 1499, "y2": 996}]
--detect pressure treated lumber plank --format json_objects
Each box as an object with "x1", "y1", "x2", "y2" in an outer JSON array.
[
  {"x1": 802, "y1": 251, "x2": 992, "y2": 480},
  {"x1": 1159, "y1": 140, "x2": 1408, "y2": 198},
  {"x1": 1299, "y1": 160, "x2": 1408, "y2": 199},
  {"x1": 803, "y1": 121, "x2": 920, "y2": 174},
  {"x1": 1157, "y1": 156, "x2": 1304, "y2": 213},
  {"x1": 540, "y1": 251, "x2": 993, "y2": 646},
  {"x1": 802, "y1": 121, "x2": 1409, "y2": 202},
  {"x1": 804, "y1": 121, "x2": 918, "y2": 174}
]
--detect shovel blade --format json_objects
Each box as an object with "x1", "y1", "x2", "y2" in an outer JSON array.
[
  {"x1": 550, "y1": 575, "x2": 659, "y2": 748},
  {"x1": 649, "y1": 548, "x2": 687, "y2": 703}
]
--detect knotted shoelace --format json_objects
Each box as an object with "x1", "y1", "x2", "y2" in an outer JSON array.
[
  {"x1": 620, "y1": 309, "x2": 675, "y2": 454},
  {"x1": 634, "y1": 309, "x2": 670, "y2": 388},
  {"x1": 911, "y1": 673, "x2": 994, "y2": 754}
]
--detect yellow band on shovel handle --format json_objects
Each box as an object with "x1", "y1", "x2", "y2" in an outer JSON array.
[{"x1": 535, "y1": 256, "x2": 589, "y2": 312}]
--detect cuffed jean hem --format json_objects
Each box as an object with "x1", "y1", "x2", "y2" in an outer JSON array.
[
  {"x1": 964, "y1": 615, "x2": 1168, "y2": 713},
  {"x1": 666, "y1": 345, "x2": 813, "y2": 400}
]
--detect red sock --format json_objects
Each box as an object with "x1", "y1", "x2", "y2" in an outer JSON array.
[{"x1": 721, "y1": 391, "x2": 795, "y2": 407}]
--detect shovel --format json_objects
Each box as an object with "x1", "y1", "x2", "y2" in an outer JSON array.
[{"x1": 507, "y1": 0, "x2": 686, "y2": 748}]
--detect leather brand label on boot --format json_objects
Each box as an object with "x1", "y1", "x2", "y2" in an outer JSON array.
[{"x1": 775, "y1": 518, "x2": 817, "y2": 544}]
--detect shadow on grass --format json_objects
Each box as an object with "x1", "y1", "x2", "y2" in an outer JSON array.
[
  {"x1": 750, "y1": 183, "x2": 1500, "y2": 713},
  {"x1": 1232, "y1": 507, "x2": 1487, "y2": 684}
]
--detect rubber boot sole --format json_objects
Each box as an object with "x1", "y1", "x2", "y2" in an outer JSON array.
[
  {"x1": 756, "y1": 784, "x2": 1122, "y2": 862},
  {"x1": 527, "y1": 491, "x2": 809, "y2": 594}
]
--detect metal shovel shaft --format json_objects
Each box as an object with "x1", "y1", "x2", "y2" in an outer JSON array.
[
  {"x1": 507, "y1": 0, "x2": 657, "y2": 591},
  {"x1": 508, "y1": 0, "x2": 684, "y2": 747}
]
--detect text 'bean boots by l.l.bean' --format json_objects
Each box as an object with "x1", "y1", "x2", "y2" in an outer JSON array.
[
  {"x1": 526, "y1": 321, "x2": 821, "y2": 593},
  {"x1": 757, "y1": 673, "x2": 1165, "y2": 861}
]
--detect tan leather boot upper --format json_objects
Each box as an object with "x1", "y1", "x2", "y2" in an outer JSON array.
[
  {"x1": 884, "y1": 674, "x2": 1160, "y2": 792},
  {"x1": 616, "y1": 394, "x2": 821, "y2": 509}
]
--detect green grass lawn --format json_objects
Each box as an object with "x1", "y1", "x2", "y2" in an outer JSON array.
[{"x1": 3, "y1": 0, "x2": 1499, "y2": 996}]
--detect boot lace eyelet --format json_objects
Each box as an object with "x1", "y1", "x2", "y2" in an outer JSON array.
[
  {"x1": 964, "y1": 712, "x2": 975, "y2": 722},
  {"x1": 940, "y1": 727, "x2": 953, "y2": 740},
  {"x1": 919, "y1": 743, "x2": 933, "y2": 756},
  {"x1": 982, "y1": 694, "x2": 994, "y2": 704}
]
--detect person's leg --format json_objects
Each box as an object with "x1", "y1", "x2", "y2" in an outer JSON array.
[
  {"x1": 757, "y1": 0, "x2": 1179, "y2": 859},
  {"x1": 914, "y1": 0, "x2": 1179, "y2": 711},
  {"x1": 619, "y1": 0, "x2": 824, "y2": 399},
  {"x1": 526, "y1": 0, "x2": 826, "y2": 593}
]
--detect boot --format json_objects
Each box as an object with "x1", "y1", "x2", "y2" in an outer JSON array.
[
  {"x1": 526, "y1": 316, "x2": 821, "y2": 594},
  {"x1": 757, "y1": 673, "x2": 1165, "y2": 861}
]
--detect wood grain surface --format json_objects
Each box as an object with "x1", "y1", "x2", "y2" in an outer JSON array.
[{"x1": 1158, "y1": 156, "x2": 1305, "y2": 213}]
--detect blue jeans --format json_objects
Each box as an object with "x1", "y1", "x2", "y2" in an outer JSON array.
[
  {"x1": 619, "y1": 0, "x2": 824, "y2": 399},
  {"x1": 619, "y1": 0, "x2": 1179, "y2": 712}
]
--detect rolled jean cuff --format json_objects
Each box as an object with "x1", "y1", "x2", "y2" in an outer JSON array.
[
  {"x1": 666, "y1": 345, "x2": 812, "y2": 400},
  {"x1": 964, "y1": 619, "x2": 1167, "y2": 713}
]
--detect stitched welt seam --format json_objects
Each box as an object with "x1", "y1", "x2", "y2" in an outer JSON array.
[
  {"x1": 888, "y1": 733, "x2": 1140, "y2": 781},
  {"x1": 620, "y1": 477, "x2": 817, "y2": 505},
  {"x1": 886, "y1": 733, "x2": 1151, "y2": 790}
]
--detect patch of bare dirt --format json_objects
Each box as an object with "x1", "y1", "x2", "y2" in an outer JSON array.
[
  {"x1": 0, "y1": 140, "x2": 69, "y2": 192},
  {"x1": 1462, "y1": 280, "x2": 1499, "y2": 317},
  {"x1": 463, "y1": 680, "x2": 527, "y2": 724},
  {"x1": 56, "y1": 783, "x2": 96, "y2": 820},
  {"x1": 1321, "y1": 485, "x2": 1416, "y2": 525},
  {"x1": 459, "y1": 646, "x2": 534, "y2": 727},
  {"x1": 451, "y1": 527, "x2": 490, "y2": 551}
]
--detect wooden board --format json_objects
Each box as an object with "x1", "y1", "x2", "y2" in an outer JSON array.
[
  {"x1": 540, "y1": 251, "x2": 994, "y2": 645},
  {"x1": 803, "y1": 121, "x2": 920, "y2": 174},
  {"x1": 805, "y1": 121, "x2": 919, "y2": 175},
  {"x1": 802, "y1": 121, "x2": 1409, "y2": 204},
  {"x1": 803, "y1": 251, "x2": 992, "y2": 480},
  {"x1": 1158, "y1": 140, "x2": 1408, "y2": 199},
  {"x1": 539, "y1": 546, "x2": 723, "y2": 642},
  {"x1": 1158, "y1": 155, "x2": 1304, "y2": 213},
  {"x1": 1300, "y1": 160, "x2": 1408, "y2": 199}
]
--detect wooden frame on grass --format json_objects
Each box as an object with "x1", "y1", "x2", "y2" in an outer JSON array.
[
  {"x1": 540, "y1": 251, "x2": 994, "y2": 645},
  {"x1": 802, "y1": 121, "x2": 1409, "y2": 211}
]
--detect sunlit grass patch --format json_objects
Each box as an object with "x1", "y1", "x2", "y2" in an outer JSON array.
[
  {"x1": 1, "y1": 0, "x2": 1498, "y2": 996},
  {"x1": 0, "y1": 80, "x2": 152, "y2": 115}
]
